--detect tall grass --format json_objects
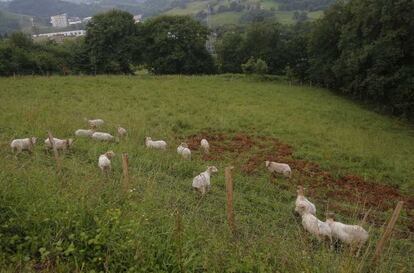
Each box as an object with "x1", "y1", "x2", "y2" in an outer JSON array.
[{"x1": 0, "y1": 75, "x2": 413, "y2": 272}]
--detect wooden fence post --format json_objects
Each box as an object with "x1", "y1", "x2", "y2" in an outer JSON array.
[
  {"x1": 225, "y1": 166, "x2": 236, "y2": 234},
  {"x1": 122, "y1": 153, "x2": 129, "y2": 192},
  {"x1": 47, "y1": 131, "x2": 61, "y2": 172},
  {"x1": 373, "y1": 201, "x2": 404, "y2": 263}
]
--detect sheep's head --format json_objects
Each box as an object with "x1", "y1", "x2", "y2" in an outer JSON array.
[
  {"x1": 180, "y1": 142, "x2": 188, "y2": 148},
  {"x1": 106, "y1": 151, "x2": 115, "y2": 158},
  {"x1": 326, "y1": 212, "x2": 335, "y2": 222},
  {"x1": 145, "y1": 137, "x2": 152, "y2": 142},
  {"x1": 207, "y1": 166, "x2": 218, "y2": 174},
  {"x1": 31, "y1": 137, "x2": 37, "y2": 144},
  {"x1": 297, "y1": 186, "x2": 304, "y2": 196},
  {"x1": 67, "y1": 139, "x2": 74, "y2": 147},
  {"x1": 265, "y1": 161, "x2": 270, "y2": 168}
]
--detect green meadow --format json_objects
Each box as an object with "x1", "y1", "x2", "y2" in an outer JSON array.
[{"x1": 0, "y1": 75, "x2": 413, "y2": 272}]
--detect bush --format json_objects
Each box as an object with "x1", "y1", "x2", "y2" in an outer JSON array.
[{"x1": 242, "y1": 57, "x2": 268, "y2": 75}]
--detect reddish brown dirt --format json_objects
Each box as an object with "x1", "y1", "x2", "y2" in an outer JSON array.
[{"x1": 186, "y1": 132, "x2": 414, "y2": 232}]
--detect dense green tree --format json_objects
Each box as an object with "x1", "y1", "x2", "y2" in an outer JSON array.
[
  {"x1": 141, "y1": 15, "x2": 215, "y2": 74},
  {"x1": 215, "y1": 31, "x2": 246, "y2": 73},
  {"x1": 284, "y1": 22, "x2": 312, "y2": 81},
  {"x1": 308, "y1": 0, "x2": 414, "y2": 117},
  {"x1": 308, "y1": 1, "x2": 349, "y2": 88},
  {"x1": 243, "y1": 22, "x2": 287, "y2": 74},
  {"x1": 85, "y1": 10, "x2": 140, "y2": 74}
]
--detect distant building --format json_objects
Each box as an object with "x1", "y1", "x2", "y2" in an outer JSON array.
[
  {"x1": 68, "y1": 17, "x2": 82, "y2": 25},
  {"x1": 51, "y1": 14, "x2": 68, "y2": 28},
  {"x1": 33, "y1": 30, "x2": 86, "y2": 43},
  {"x1": 69, "y1": 20, "x2": 82, "y2": 26},
  {"x1": 133, "y1": 14, "x2": 143, "y2": 23},
  {"x1": 82, "y1": 17, "x2": 92, "y2": 23}
]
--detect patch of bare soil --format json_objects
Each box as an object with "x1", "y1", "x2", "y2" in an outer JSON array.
[{"x1": 186, "y1": 131, "x2": 414, "y2": 233}]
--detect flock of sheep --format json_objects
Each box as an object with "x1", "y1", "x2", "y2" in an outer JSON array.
[{"x1": 10, "y1": 118, "x2": 369, "y2": 250}]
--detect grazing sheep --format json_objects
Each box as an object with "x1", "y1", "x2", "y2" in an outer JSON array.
[
  {"x1": 326, "y1": 214, "x2": 369, "y2": 247},
  {"x1": 200, "y1": 138, "x2": 210, "y2": 154},
  {"x1": 44, "y1": 137, "x2": 74, "y2": 151},
  {"x1": 75, "y1": 129, "x2": 95, "y2": 137},
  {"x1": 92, "y1": 132, "x2": 115, "y2": 142},
  {"x1": 117, "y1": 127, "x2": 127, "y2": 137},
  {"x1": 98, "y1": 151, "x2": 115, "y2": 174},
  {"x1": 177, "y1": 143, "x2": 191, "y2": 160},
  {"x1": 265, "y1": 160, "x2": 292, "y2": 178},
  {"x1": 10, "y1": 137, "x2": 37, "y2": 154},
  {"x1": 85, "y1": 118, "x2": 104, "y2": 128},
  {"x1": 192, "y1": 166, "x2": 218, "y2": 195},
  {"x1": 295, "y1": 186, "x2": 316, "y2": 216},
  {"x1": 145, "y1": 137, "x2": 167, "y2": 150},
  {"x1": 296, "y1": 204, "x2": 332, "y2": 242}
]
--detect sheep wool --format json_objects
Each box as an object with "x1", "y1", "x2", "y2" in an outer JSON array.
[
  {"x1": 297, "y1": 204, "x2": 332, "y2": 242},
  {"x1": 295, "y1": 186, "x2": 316, "y2": 216},
  {"x1": 145, "y1": 137, "x2": 167, "y2": 150},
  {"x1": 86, "y1": 118, "x2": 104, "y2": 128},
  {"x1": 45, "y1": 137, "x2": 73, "y2": 151},
  {"x1": 98, "y1": 151, "x2": 115, "y2": 173},
  {"x1": 192, "y1": 166, "x2": 218, "y2": 195},
  {"x1": 92, "y1": 132, "x2": 115, "y2": 141},
  {"x1": 10, "y1": 137, "x2": 37, "y2": 153},
  {"x1": 75, "y1": 129, "x2": 95, "y2": 137},
  {"x1": 200, "y1": 139, "x2": 210, "y2": 154},
  {"x1": 118, "y1": 127, "x2": 127, "y2": 137},
  {"x1": 177, "y1": 143, "x2": 191, "y2": 160},
  {"x1": 326, "y1": 217, "x2": 369, "y2": 246},
  {"x1": 265, "y1": 161, "x2": 291, "y2": 178}
]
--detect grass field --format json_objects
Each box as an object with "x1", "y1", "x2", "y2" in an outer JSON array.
[{"x1": 0, "y1": 75, "x2": 413, "y2": 272}]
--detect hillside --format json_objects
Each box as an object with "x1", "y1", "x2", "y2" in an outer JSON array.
[
  {"x1": 164, "y1": 0, "x2": 328, "y2": 26},
  {"x1": 0, "y1": 0, "x2": 334, "y2": 34},
  {"x1": 0, "y1": 75, "x2": 413, "y2": 272}
]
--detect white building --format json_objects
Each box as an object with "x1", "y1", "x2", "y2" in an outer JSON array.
[
  {"x1": 133, "y1": 14, "x2": 143, "y2": 23},
  {"x1": 82, "y1": 17, "x2": 92, "y2": 23},
  {"x1": 51, "y1": 14, "x2": 68, "y2": 28},
  {"x1": 33, "y1": 30, "x2": 86, "y2": 38}
]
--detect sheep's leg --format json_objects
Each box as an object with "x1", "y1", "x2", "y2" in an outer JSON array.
[{"x1": 200, "y1": 186, "x2": 206, "y2": 196}]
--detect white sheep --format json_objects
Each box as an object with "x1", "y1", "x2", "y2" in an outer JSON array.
[
  {"x1": 296, "y1": 204, "x2": 332, "y2": 242},
  {"x1": 295, "y1": 185, "x2": 316, "y2": 216},
  {"x1": 265, "y1": 160, "x2": 292, "y2": 178},
  {"x1": 200, "y1": 138, "x2": 210, "y2": 154},
  {"x1": 192, "y1": 166, "x2": 218, "y2": 195},
  {"x1": 117, "y1": 127, "x2": 127, "y2": 137},
  {"x1": 85, "y1": 118, "x2": 104, "y2": 128},
  {"x1": 326, "y1": 214, "x2": 369, "y2": 247},
  {"x1": 145, "y1": 137, "x2": 167, "y2": 150},
  {"x1": 98, "y1": 151, "x2": 115, "y2": 173},
  {"x1": 91, "y1": 132, "x2": 115, "y2": 142},
  {"x1": 44, "y1": 137, "x2": 74, "y2": 151},
  {"x1": 10, "y1": 137, "x2": 37, "y2": 154},
  {"x1": 177, "y1": 143, "x2": 191, "y2": 160},
  {"x1": 75, "y1": 129, "x2": 95, "y2": 137}
]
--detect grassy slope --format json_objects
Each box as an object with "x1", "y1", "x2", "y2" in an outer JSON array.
[
  {"x1": 163, "y1": 0, "x2": 324, "y2": 26},
  {"x1": 0, "y1": 75, "x2": 413, "y2": 272}
]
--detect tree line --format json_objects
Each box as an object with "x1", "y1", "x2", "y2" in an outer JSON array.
[{"x1": 0, "y1": 0, "x2": 413, "y2": 118}]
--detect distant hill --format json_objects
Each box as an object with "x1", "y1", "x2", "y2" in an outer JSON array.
[
  {"x1": 6, "y1": 0, "x2": 102, "y2": 18},
  {"x1": 0, "y1": 0, "x2": 336, "y2": 35},
  {"x1": 0, "y1": 9, "x2": 34, "y2": 34},
  {"x1": 163, "y1": 0, "x2": 333, "y2": 27}
]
